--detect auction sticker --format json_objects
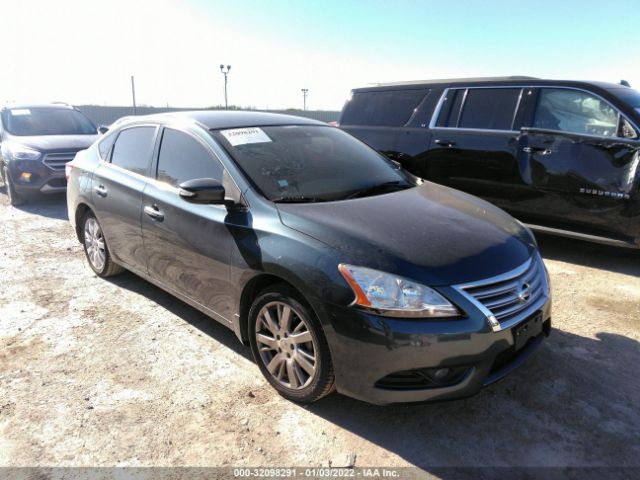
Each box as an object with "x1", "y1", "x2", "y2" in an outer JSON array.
[{"x1": 220, "y1": 127, "x2": 272, "y2": 146}]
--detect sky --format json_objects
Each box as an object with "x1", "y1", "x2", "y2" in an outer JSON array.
[{"x1": 1, "y1": 0, "x2": 639, "y2": 111}]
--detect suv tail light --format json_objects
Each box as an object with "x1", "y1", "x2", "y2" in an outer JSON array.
[{"x1": 65, "y1": 162, "x2": 75, "y2": 180}]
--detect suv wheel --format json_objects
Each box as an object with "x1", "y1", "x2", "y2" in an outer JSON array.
[
  {"x1": 82, "y1": 211, "x2": 124, "y2": 277},
  {"x1": 4, "y1": 167, "x2": 24, "y2": 206},
  {"x1": 248, "y1": 285, "x2": 335, "y2": 403}
]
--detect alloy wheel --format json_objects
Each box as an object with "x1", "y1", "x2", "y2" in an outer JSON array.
[
  {"x1": 84, "y1": 217, "x2": 106, "y2": 271},
  {"x1": 255, "y1": 301, "x2": 318, "y2": 390}
]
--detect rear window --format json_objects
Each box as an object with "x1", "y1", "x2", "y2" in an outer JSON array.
[
  {"x1": 340, "y1": 89, "x2": 429, "y2": 126},
  {"x1": 436, "y1": 88, "x2": 521, "y2": 130}
]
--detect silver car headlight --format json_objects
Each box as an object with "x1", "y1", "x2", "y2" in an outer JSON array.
[
  {"x1": 338, "y1": 264, "x2": 461, "y2": 318},
  {"x1": 4, "y1": 142, "x2": 42, "y2": 161}
]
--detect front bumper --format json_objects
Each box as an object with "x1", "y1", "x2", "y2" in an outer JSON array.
[
  {"x1": 7, "y1": 160, "x2": 67, "y2": 194},
  {"x1": 317, "y1": 293, "x2": 552, "y2": 405}
]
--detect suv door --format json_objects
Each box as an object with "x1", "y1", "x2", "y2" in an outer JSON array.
[
  {"x1": 141, "y1": 127, "x2": 235, "y2": 323},
  {"x1": 424, "y1": 87, "x2": 527, "y2": 207},
  {"x1": 516, "y1": 87, "x2": 640, "y2": 241},
  {"x1": 91, "y1": 125, "x2": 158, "y2": 271}
]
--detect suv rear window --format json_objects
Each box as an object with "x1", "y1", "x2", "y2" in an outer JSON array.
[
  {"x1": 340, "y1": 89, "x2": 429, "y2": 126},
  {"x1": 436, "y1": 88, "x2": 521, "y2": 130}
]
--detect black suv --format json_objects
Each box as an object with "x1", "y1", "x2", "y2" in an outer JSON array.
[
  {"x1": 339, "y1": 77, "x2": 640, "y2": 248},
  {"x1": 0, "y1": 104, "x2": 99, "y2": 205}
]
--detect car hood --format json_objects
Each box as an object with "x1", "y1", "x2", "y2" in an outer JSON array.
[
  {"x1": 7, "y1": 134, "x2": 98, "y2": 152},
  {"x1": 276, "y1": 182, "x2": 537, "y2": 286}
]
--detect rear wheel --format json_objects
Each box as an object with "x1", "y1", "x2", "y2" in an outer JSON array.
[
  {"x1": 4, "y1": 167, "x2": 24, "y2": 206},
  {"x1": 248, "y1": 285, "x2": 335, "y2": 403},
  {"x1": 82, "y1": 211, "x2": 124, "y2": 277}
]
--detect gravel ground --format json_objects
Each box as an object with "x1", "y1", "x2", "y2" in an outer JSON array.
[{"x1": 0, "y1": 192, "x2": 638, "y2": 473}]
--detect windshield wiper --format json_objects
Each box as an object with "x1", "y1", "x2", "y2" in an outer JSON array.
[
  {"x1": 345, "y1": 181, "x2": 409, "y2": 199},
  {"x1": 271, "y1": 195, "x2": 330, "y2": 203}
]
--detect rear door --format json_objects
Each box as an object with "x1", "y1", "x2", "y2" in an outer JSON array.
[
  {"x1": 424, "y1": 87, "x2": 526, "y2": 207},
  {"x1": 141, "y1": 127, "x2": 236, "y2": 323},
  {"x1": 91, "y1": 125, "x2": 158, "y2": 272},
  {"x1": 516, "y1": 87, "x2": 640, "y2": 239}
]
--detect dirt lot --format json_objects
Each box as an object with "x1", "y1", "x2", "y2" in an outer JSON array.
[{"x1": 0, "y1": 192, "x2": 639, "y2": 473}]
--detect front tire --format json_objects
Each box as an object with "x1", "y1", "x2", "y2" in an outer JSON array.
[
  {"x1": 82, "y1": 211, "x2": 124, "y2": 277},
  {"x1": 248, "y1": 285, "x2": 335, "y2": 403},
  {"x1": 4, "y1": 167, "x2": 24, "y2": 206}
]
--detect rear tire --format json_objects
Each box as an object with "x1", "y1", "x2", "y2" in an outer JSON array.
[
  {"x1": 4, "y1": 167, "x2": 24, "y2": 206},
  {"x1": 248, "y1": 285, "x2": 335, "y2": 403},
  {"x1": 81, "y1": 211, "x2": 125, "y2": 277}
]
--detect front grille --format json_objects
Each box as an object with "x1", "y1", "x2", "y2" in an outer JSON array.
[
  {"x1": 458, "y1": 255, "x2": 547, "y2": 328},
  {"x1": 43, "y1": 151, "x2": 78, "y2": 171}
]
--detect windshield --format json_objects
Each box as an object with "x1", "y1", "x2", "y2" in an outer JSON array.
[
  {"x1": 212, "y1": 125, "x2": 418, "y2": 202},
  {"x1": 1, "y1": 107, "x2": 96, "y2": 136}
]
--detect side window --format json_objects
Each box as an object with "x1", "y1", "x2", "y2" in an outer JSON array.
[
  {"x1": 533, "y1": 89, "x2": 618, "y2": 137},
  {"x1": 340, "y1": 89, "x2": 429, "y2": 126},
  {"x1": 457, "y1": 88, "x2": 521, "y2": 130},
  {"x1": 111, "y1": 127, "x2": 156, "y2": 175},
  {"x1": 435, "y1": 89, "x2": 465, "y2": 127},
  {"x1": 156, "y1": 128, "x2": 223, "y2": 187},
  {"x1": 97, "y1": 131, "x2": 117, "y2": 160}
]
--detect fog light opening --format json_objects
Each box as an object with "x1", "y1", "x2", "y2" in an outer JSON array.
[{"x1": 19, "y1": 172, "x2": 33, "y2": 182}]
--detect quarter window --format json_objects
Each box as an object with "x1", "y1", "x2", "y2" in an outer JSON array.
[
  {"x1": 157, "y1": 128, "x2": 223, "y2": 187},
  {"x1": 340, "y1": 89, "x2": 430, "y2": 126},
  {"x1": 533, "y1": 89, "x2": 618, "y2": 137},
  {"x1": 98, "y1": 131, "x2": 117, "y2": 160},
  {"x1": 110, "y1": 127, "x2": 156, "y2": 175}
]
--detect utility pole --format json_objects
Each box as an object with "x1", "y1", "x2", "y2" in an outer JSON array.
[
  {"x1": 131, "y1": 75, "x2": 137, "y2": 115},
  {"x1": 301, "y1": 88, "x2": 308, "y2": 111},
  {"x1": 220, "y1": 65, "x2": 231, "y2": 109}
]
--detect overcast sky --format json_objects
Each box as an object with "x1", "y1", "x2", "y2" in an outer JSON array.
[{"x1": 2, "y1": 0, "x2": 639, "y2": 110}]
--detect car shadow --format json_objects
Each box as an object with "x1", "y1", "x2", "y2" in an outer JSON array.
[
  {"x1": 105, "y1": 271, "x2": 252, "y2": 362},
  {"x1": 536, "y1": 233, "x2": 640, "y2": 277},
  {"x1": 13, "y1": 192, "x2": 69, "y2": 220},
  {"x1": 304, "y1": 328, "x2": 640, "y2": 470}
]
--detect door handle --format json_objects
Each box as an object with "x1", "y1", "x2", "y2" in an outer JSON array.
[
  {"x1": 435, "y1": 139, "x2": 456, "y2": 148},
  {"x1": 523, "y1": 146, "x2": 552, "y2": 156},
  {"x1": 144, "y1": 204, "x2": 164, "y2": 222},
  {"x1": 94, "y1": 185, "x2": 108, "y2": 197}
]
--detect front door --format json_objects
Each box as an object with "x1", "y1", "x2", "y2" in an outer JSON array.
[
  {"x1": 141, "y1": 127, "x2": 235, "y2": 323},
  {"x1": 514, "y1": 88, "x2": 640, "y2": 241}
]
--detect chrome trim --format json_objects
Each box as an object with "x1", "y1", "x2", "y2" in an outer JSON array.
[
  {"x1": 526, "y1": 224, "x2": 638, "y2": 249},
  {"x1": 453, "y1": 254, "x2": 550, "y2": 332},
  {"x1": 428, "y1": 88, "x2": 450, "y2": 129},
  {"x1": 428, "y1": 84, "x2": 640, "y2": 137},
  {"x1": 43, "y1": 151, "x2": 78, "y2": 171}
]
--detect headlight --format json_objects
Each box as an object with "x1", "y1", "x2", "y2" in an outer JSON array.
[
  {"x1": 4, "y1": 142, "x2": 41, "y2": 161},
  {"x1": 338, "y1": 264, "x2": 460, "y2": 318}
]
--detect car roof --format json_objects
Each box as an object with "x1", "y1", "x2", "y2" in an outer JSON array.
[
  {"x1": 121, "y1": 110, "x2": 326, "y2": 130},
  {"x1": 353, "y1": 76, "x2": 629, "y2": 92}
]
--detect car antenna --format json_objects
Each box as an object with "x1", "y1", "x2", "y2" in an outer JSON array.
[{"x1": 620, "y1": 80, "x2": 631, "y2": 87}]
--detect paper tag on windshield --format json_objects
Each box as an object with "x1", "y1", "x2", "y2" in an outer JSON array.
[
  {"x1": 10, "y1": 109, "x2": 31, "y2": 116},
  {"x1": 220, "y1": 127, "x2": 272, "y2": 146}
]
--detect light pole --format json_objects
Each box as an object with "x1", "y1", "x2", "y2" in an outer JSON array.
[
  {"x1": 131, "y1": 75, "x2": 137, "y2": 115},
  {"x1": 220, "y1": 64, "x2": 231, "y2": 110},
  {"x1": 301, "y1": 88, "x2": 308, "y2": 111}
]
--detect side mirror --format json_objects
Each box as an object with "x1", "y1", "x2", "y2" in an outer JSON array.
[
  {"x1": 97, "y1": 125, "x2": 109, "y2": 135},
  {"x1": 178, "y1": 178, "x2": 225, "y2": 204}
]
